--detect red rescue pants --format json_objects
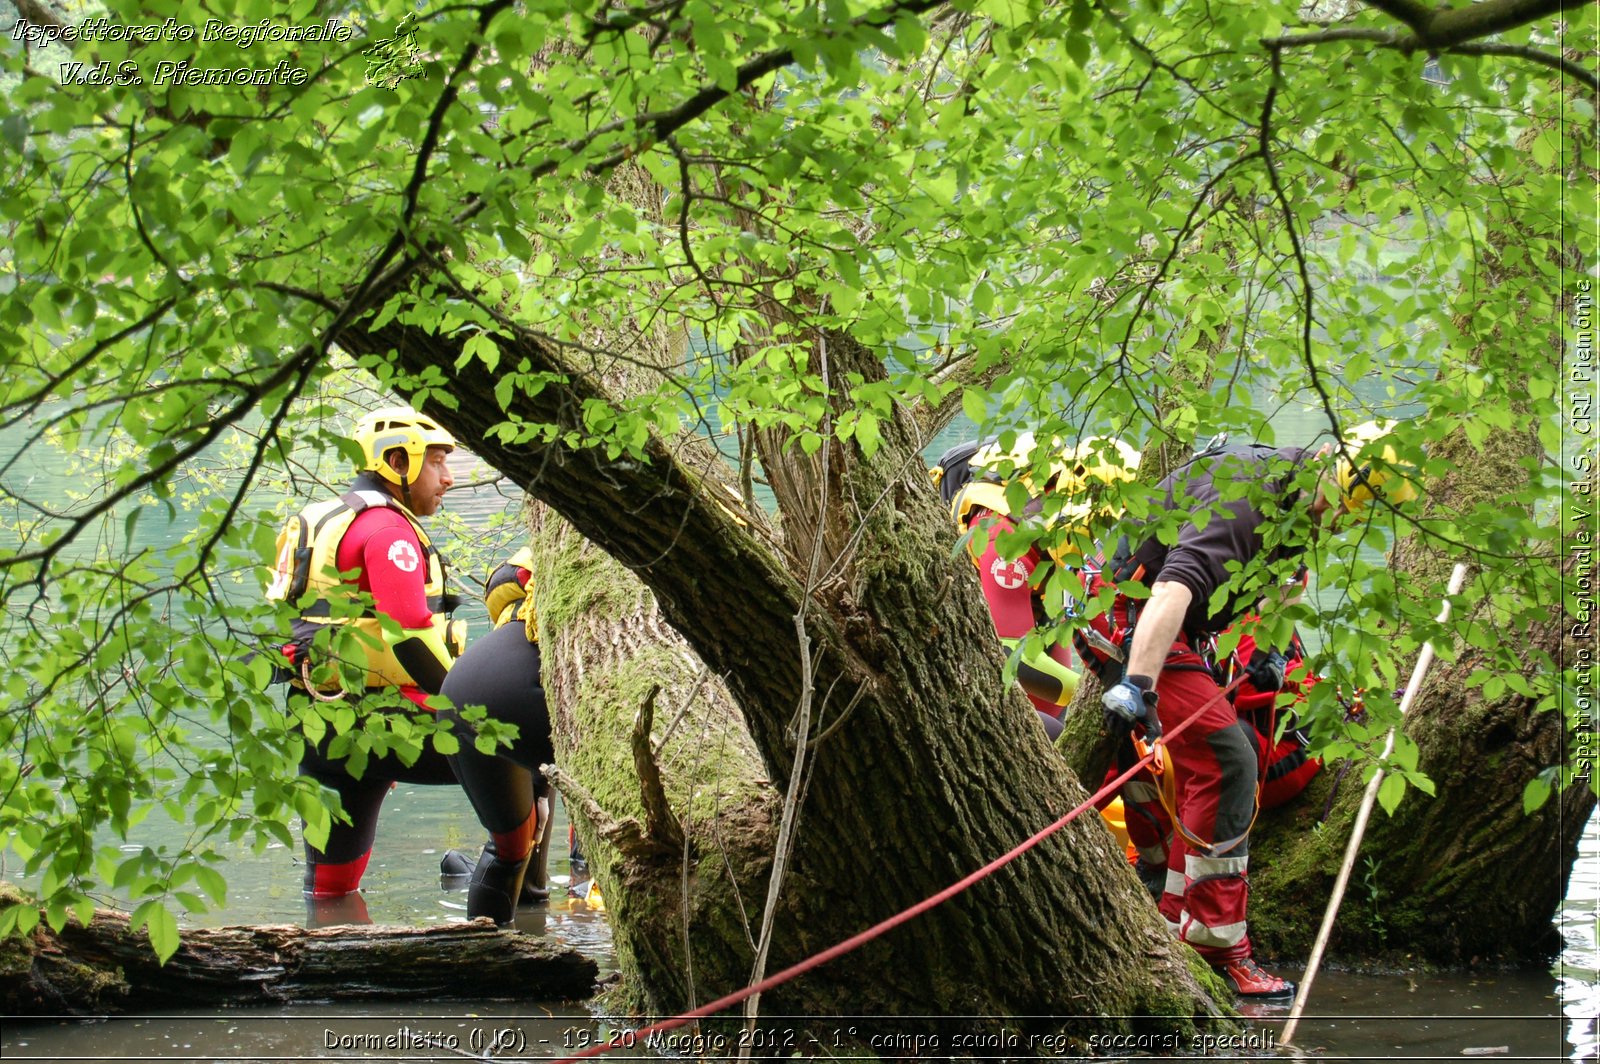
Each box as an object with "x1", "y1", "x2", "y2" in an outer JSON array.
[{"x1": 1149, "y1": 654, "x2": 1259, "y2": 964}]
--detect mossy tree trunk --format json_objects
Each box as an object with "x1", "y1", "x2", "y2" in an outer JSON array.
[{"x1": 525, "y1": 508, "x2": 780, "y2": 1019}]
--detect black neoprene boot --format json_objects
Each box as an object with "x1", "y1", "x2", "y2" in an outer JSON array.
[{"x1": 467, "y1": 842, "x2": 532, "y2": 924}]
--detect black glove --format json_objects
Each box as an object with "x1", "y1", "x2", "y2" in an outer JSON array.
[
  {"x1": 1101, "y1": 677, "x2": 1162, "y2": 740},
  {"x1": 1245, "y1": 648, "x2": 1289, "y2": 693}
]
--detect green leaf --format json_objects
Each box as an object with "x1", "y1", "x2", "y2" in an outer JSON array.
[
  {"x1": 1, "y1": 112, "x2": 28, "y2": 152},
  {"x1": 1522, "y1": 773, "x2": 1552, "y2": 814},
  {"x1": 854, "y1": 412, "x2": 882, "y2": 458},
  {"x1": 1376, "y1": 772, "x2": 1405, "y2": 815},
  {"x1": 193, "y1": 865, "x2": 228, "y2": 906},
  {"x1": 135, "y1": 901, "x2": 181, "y2": 964},
  {"x1": 460, "y1": 332, "x2": 502, "y2": 373},
  {"x1": 962, "y1": 388, "x2": 988, "y2": 426},
  {"x1": 1064, "y1": 33, "x2": 1091, "y2": 68},
  {"x1": 9, "y1": 904, "x2": 41, "y2": 939}
]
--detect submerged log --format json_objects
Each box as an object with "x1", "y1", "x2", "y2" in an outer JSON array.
[{"x1": 0, "y1": 886, "x2": 599, "y2": 1015}]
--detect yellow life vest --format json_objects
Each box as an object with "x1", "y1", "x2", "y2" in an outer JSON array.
[
  {"x1": 266, "y1": 487, "x2": 453, "y2": 692},
  {"x1": 484, "y1": 547, "x2": 533, "y2": 627}
]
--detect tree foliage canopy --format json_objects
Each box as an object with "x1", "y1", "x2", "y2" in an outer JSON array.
[{"x1": 0, "y1": 0, "x2": 1593, "y2": 963}]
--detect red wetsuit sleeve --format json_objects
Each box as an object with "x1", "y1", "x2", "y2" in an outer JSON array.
[
  {"x1": 337, "y1": 508, "x2": 434, "y2": 628},
  {"x1": 336, "y1": 507, "x2": 448, "y2": 702},
  {"x1": 972, "y1": 510, "x2": 1078, "y2": 710},
  {"x1": 972, "y1": 511, "x2": 1039, "y2": 642}
]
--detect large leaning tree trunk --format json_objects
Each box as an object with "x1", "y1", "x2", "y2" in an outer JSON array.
[
  {"x1": 335, "y1": 272, "x2": 1234, "y2": 1036},
  {"x1": 508, "y1": 162, "x2": 787, "y2": 1020}
]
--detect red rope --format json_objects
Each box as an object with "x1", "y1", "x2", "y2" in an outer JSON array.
[{"x1": 553, "y1": 677, "x2": 1244, "y2": 1063}]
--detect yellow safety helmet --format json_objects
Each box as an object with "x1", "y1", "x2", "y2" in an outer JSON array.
[
  {"x1": 1334, "y1": 420, "x2": 1420, "y2": 512},
  {"x1": 1045, "y1": 436, "x2": 1141, "y2": 542},
  {"x1": 942, "y1": 432, "x2": 1139, "y2": 533},
  {"x1": 351, "y1": 406, "x2": 456, "y2": 487},
  {"x1": 945, "y1": 432, "x2": 1040, "y2": 526}
]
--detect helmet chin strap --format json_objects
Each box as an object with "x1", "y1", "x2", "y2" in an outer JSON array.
[{"x1": 387, "y1": 452, "x2": 415, "y2": 510}]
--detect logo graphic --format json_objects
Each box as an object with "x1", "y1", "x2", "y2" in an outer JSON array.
[
  {"x1": 387, "y1": 541, "x2": 420, "y2": 573},
  {"x1": 990, "y1": 557, "x2": 1027, "y2": 591},
  {"x1": 363, "y1": 13, "x2": 423, "y2": 87}
]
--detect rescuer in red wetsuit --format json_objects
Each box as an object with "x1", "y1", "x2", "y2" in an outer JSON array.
[
  {"x1": 1110, "y1": 624, "x2": 1324, "y2": 900},
  {"x1": 267, "y1": 406, "x2": 468, "y2": 920},
  {"x1": 931, "y1": 434, "x2": 1138, "y2": 740},
  {"x1": 1083, "y1": 424, "x2": 1420, "y2": 999}
]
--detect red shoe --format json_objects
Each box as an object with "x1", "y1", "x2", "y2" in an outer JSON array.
[{"x1": 1215, "y1": 957, "x2": 1296, "y2": 999}]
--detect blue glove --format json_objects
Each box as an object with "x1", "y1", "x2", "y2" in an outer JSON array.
[
  {"x1": 1246, "y1": 649, "x2": 1289, "y2": 693},
  {"x1": 1101, "y1": 679, "x2": 1162, "y2": 739}
]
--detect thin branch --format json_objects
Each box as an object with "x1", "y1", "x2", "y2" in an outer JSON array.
[
  {"x1": 179, "y1": 356, "x2": 322, "y2": 597},
  {"x1": 1, "y1": 296, "x2": 178, "y2": 424},
  {"x1": 1449, "y1": 42, "x2": 1599, "y2": 92},
  {"x1": 123, "y1": 120, "x2": 183, "y2": 283},
  {"x1": 1259, "y1": 45, "x2": 1341, "y2": 439},
  {"x1": 1264, "y1": 26, "x2": 1407, "y2": 48},
  {"x1": 1100, "y1": 3, "x2": 1260, "y2": 130},
  {"x1": 805, "y1": 682, "x2": 869, "y2": 750},
  {"x1": 633, "y1": 684, "x2": 685, "y2": 850},
  {"x1": 1113, "y1": 149, "x2": 1263, "y2": 367},
  {"x1": 254, "y1": 280, "x2": 342, "y2": 314},
  {"x1": 1264, "y1": 27, "x2": 1597, "y2": 92},
  {"x1": 0, "y1": 370, "x2": 254, "y2": 482},
  {"x1": 652, "y1": 666, "x2": 718, "y2": 755},
  {"x1": 0, "y1": 344, "x2": 323, "y2": 582},
  {"x1": 398, "y1": 10, "x2": 495, "y2": 232},
  {"x1": 740, "y1": 333, "x2": 836, "y2": 1046},
  {"x1": 579, "y1": 0, "x2": 949, "y2": 173}
]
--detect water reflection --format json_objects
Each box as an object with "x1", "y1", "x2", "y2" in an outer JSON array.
[
  {"x1": 1260, "y1": 967, "x2": 1570, "y2": 1062},
  {"x1": 1557, "y1": 817, "x2": 1599, "y2": 1062}
]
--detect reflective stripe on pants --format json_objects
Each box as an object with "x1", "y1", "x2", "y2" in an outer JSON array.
[{"x1": 1151, "y1": 660, "x2": 1258, "y2": 964}]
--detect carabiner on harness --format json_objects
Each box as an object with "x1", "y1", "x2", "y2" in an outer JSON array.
[{"x1": 301, "y1": 658, "x2": 349, "y2": 703}]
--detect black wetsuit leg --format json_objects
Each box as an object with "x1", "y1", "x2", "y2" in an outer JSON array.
[
  {"x1": 438, "y1": 622, "x2": 554, "y2": 843},
  {"x1": 290, "y1": 690, "x2": 460, "y2": 891}
]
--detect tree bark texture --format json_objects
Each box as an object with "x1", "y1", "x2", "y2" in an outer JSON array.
[
  {"x1": 525, "y1": 505, "x2": 783, "y2": 1020},
  {"x1": 0, "y1": 886, "x2": 597, "y2": 1015}
]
